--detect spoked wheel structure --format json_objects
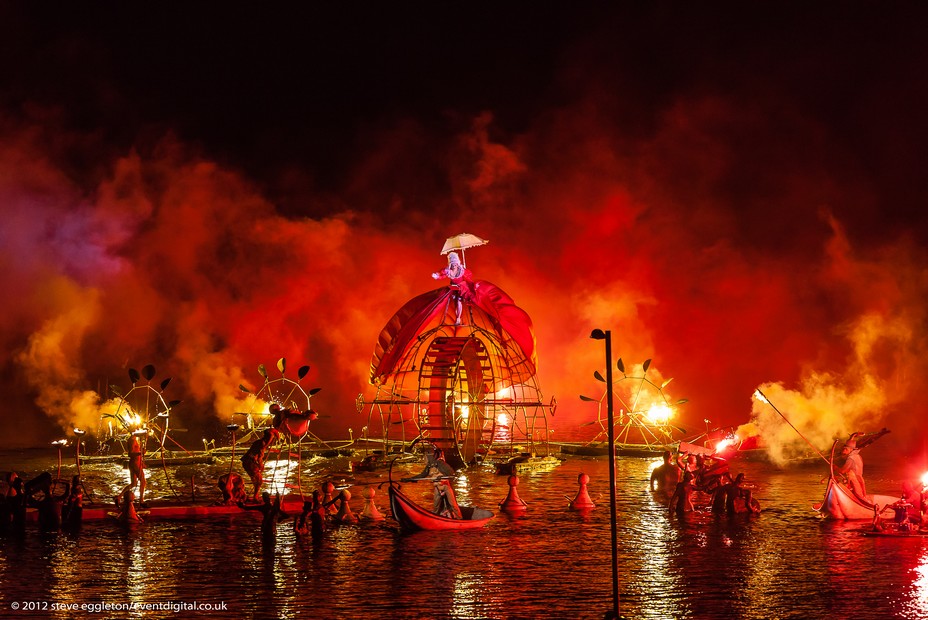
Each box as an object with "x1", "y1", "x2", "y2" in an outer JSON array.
[
  {"x1": 235, "y1": 357, "x2": 329, "y2": 450},
  {"x1": 102, "y1": 364, "x2": 182, "y2": 455},
  {"x1": 580, "y1": 358, "x2": 688, "y2": 454},
  {"x1": 416, "y1": 336, "x2": 494, "y2": 469},
  {"x1": 233, "y1": 357, "x2": 328, "y2": 498},
  {"x1": 100, "y1": 364, "x2": 183, "y2": 495}
]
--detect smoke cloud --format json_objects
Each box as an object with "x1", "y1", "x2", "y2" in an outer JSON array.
[{"x1": 2, "y1": 7, "x2": 928, "y2": 464}]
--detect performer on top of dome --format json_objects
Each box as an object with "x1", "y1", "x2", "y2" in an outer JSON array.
[{"x1": 431, "y1": 252, "x2": 475, "y2": 325}]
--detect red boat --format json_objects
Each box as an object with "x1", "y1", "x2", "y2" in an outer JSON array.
[{"x1": 387, "y1": 480, "x2": 493, "y2": 531}]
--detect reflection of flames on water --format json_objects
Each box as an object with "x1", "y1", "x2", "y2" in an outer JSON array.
[{"x1": 261, "y1": 458, "x2": 301, "y2": 497}]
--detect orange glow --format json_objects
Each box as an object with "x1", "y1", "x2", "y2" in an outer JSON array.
[
  {"x1": 3, "y1": 59, "x2": 928, "y2": 456},
  {"x1": 644, "y1": 403, "x2": 673, "y2": 424}
]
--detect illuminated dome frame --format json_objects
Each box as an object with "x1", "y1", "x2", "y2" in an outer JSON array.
[{"x1": 358, "y1": 283, "x2": 555, "y2": 469}]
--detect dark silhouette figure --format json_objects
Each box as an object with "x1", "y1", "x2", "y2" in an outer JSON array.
[{"x1": 241, "y1": 429, "x2": 280, "y2": 500}]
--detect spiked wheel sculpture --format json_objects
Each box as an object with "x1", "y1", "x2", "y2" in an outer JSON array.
[
  {"x1": 234, "y1": 358, "x2": 329, "y2": 498},
  {"x1": 103, "y1": 364, "x2": 181, "y2": 455},
  {"x1": 580, "y1": 357, "x2": 687, "y2": 456},
  {"x1": 235, "y1": 357, "x2": 329, "y2": 451},
  {"x1": 100, "y1": 364, "x2": 184, "y2": 496}
]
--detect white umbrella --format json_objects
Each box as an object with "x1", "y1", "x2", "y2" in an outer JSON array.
[{"x1": 440, "y1": 233, "x2": 488, "y2": 267}]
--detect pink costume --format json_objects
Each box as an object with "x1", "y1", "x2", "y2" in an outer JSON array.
[
  {"x1": 432, "y1": 252, "x2": 473, "y2": 293},
  {"x1": 431, "y1": 252, "x2": 475, "y2": 325}
]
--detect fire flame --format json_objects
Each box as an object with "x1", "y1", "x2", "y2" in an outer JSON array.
[
  {"x1": 645, "y1": 403, "x2": 673, "y2": 424},
  {"x1": 715, "y1": 435, "x2": 739, "y2": 453}
]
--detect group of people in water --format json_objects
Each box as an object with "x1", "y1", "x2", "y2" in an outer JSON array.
[
  {"x1": 0, "y1": 471, "x2": 88, "y2": 534},
  {"x1": 650, "y1": 449, "x2": 761, "y2": 517}
]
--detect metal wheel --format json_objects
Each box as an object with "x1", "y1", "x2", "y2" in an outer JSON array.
[{"x1": 580, "y1": 357, "x2": 687, "y2": 453}]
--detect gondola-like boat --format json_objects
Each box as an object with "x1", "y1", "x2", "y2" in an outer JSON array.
[
  {"x1": 388, "y1": 481, "x2": 493, "y2": 531},
  {"x1": 815, "y1": 437, "x2": 898, "y2": 520}
]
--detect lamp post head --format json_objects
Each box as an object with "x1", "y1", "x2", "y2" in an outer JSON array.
[{"x1": 590, "y1": 328, "x2": 607, "y2": 340}]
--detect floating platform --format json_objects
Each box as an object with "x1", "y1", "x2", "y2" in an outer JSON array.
[
  {"x1": 493, "y1": 455, "x2": 563, "y2": 475},
  {"x1": 79, "y1": 451, "x2": 217, "y2": 466},
  {"x1": 26, "y1": 494, "x2": 309, "y2": 523},
  {"x1": 556, "y1": 442, "x2": 672, "y2": 458}
]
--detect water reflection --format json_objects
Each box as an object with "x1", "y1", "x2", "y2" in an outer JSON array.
[{"x1": 4, "y1": 451, "x2": 928, "y2": 618}]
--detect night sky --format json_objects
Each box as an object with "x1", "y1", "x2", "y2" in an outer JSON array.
[{"x1": 2, "y1": 3, "x2": 928, "y2": 458}]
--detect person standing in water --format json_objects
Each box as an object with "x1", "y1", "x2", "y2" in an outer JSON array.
[{"x1": 650, "y1": 450, "x2": 681, "y2": 496}]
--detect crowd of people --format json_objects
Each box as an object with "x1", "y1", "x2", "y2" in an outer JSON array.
[
  {"x1": 0, "y1": 471, "x2": 89, "y2": 534},
  {"x1": 651, "y1": 449, "x2": 761, "y2": 517}
]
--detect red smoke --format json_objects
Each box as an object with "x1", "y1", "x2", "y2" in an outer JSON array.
[{"x1": 2, "y1": 73, "x2": 928, "y2": 462}]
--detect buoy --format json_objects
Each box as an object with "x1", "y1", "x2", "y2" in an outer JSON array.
[
  {"x1": 322, "y1": 481, "x2": 338, "y2": 515},
  {"x1": 499, "y1": 474, "x2": 528, "y2": 513},
  {"x1": 359, "y1": 485, "x2": 384, "y2": 521},
  {"x1": 569, "y1": 472, "x2": 596, "y2": 511},
  {"x1": 332, "y1": 489, "x2": 358, "y2": 524}
]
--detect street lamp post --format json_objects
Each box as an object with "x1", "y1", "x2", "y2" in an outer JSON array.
[{"x1": 591, "y1": 328, "x2": 620, "y2": 620}]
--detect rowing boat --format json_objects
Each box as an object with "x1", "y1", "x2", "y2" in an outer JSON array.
[{"x1": 387, "y1": 481, "x2": 493, "y2": 531}]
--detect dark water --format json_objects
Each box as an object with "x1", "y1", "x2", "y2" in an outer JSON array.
[{"x1": 1, "y1": 449, "x2": 926, "y2": 619}]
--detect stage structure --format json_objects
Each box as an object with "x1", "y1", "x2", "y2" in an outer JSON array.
[{"x1": 357, "y1": 235, "x2": 556, "y2": 470}]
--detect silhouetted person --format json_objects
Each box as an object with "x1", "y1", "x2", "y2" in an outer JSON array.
[
  {"x1": 650, "y1": 451, "x2": 681, "y2": 496},
  {"x1": 62, "y1": 475, "x2": 87, "y2": 530},
  {"x1": 241, "y1": 428, "x2": 279, "y2": 500},
  {"x1": 668, "y1": 471, "x2": 696, "y2": 516},
  {"x1": 25, "y1": 472, "x2": 65, "y2": 532},
  {"x1": 120, "y1": 433, "x2": 147, "y2": 507},
  {"x1": 217, "y1": 472, "x2": 247, "y2": 505},
  {"x1": 239, "y1": 492, "x2": 289, "y2": 539},
  {"x1": 114, "y1": 488, "x2": 142, "y2": 523}
]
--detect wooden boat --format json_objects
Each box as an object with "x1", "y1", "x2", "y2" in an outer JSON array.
[
  {"x1": 815, "y1": 438, "x2": 898, "y2": 520},
  {"x1": 387, "y1": 480, "x2": 493, "y2": 531},
  {"x1": 816, "y1": 475, "x2": 899, "y2": 520}
]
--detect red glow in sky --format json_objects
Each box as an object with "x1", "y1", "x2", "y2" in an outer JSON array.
[{"x1": 2, "y1": 5, "x2": 928, "y2": 457}]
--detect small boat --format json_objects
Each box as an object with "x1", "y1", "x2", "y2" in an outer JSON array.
[
  {"x1": 388, "y1": 481, "x2": 493, "y2": 531},
  {"x1": 816, "y1": 475, "x2": 899, "y2": 520},
  {"x1": 815, "y1": 438, "x2": 898, "y2": 520}
]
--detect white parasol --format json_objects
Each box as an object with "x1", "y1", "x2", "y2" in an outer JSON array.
[{"x1": 440, "y1": 233, "x2": 488, "y2": 267}]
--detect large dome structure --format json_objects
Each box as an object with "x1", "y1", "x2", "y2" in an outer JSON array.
[{"x1": 359, "y1": 273, "x2": 555, "y2": 470}]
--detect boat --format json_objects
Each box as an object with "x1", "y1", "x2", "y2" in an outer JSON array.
[
  {"x1": 815, "y1": 437, "x2": 898, "y2": 520},
  {"x1": 387, "y1": 479, "x2": 493, "y2": 531}
]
